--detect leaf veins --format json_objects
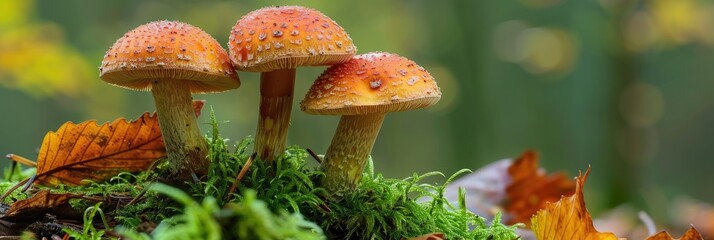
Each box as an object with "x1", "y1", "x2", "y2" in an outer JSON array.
[{"x1": 34, "y1": 112, "x2": 165, "y2": 186}]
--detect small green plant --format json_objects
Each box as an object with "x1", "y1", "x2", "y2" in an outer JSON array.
[{"x1": 63, "y1": 202, "x2": 110, "y2": 240}]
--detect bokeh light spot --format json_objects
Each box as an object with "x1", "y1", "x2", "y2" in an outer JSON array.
[{"x1": 516, "y1": 28, "x2": 576, "y2": 76}]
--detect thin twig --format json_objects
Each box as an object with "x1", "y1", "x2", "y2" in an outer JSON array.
[
  {"x1": 5, "y1": 154, "x2": 37, "y2": 167},
  {"x1": 20, "y1": 174, "x2": 36, "y2": 192},
  {"x1": 127, "y1": 186, "x2": 149, "y2": 206},
  {"x1": 224, "y1": 153, "x2": 256, "y2": 202},
  {"x1": 126, "y1": 158, "x2": 163, "y2": 206},
  {"x1": 306, "y1": 148, "x2": 322, "y2": 164}
]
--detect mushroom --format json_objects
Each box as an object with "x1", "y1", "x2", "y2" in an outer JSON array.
[
  {"x1": 300, "y1": 52, "x2": 441, "y2": 191},
  {"x1": 100, "y1": 21, "x2": 240, "y2": 184},
  {"x1": 228, "y1": 6, "x2": 356, "y2": 162}
]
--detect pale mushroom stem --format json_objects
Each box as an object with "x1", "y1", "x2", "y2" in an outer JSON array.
[
  {"x1": 255, "y1": 68, "x2": 296, "y2": 162},
  {"x1": 322, "y1": 113, "x2": 386, "y2": 191},
  {"x1": 151, "y1": 79, "x2": 210, "y2": 183}
]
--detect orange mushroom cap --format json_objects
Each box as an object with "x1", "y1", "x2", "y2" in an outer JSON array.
[
  {"x1": 100, "y1": 20, "x2": 240, "y2": 93},
  {"x1": 228, "y1": 6, "x2": 356, "y2": 72},
  {"x1": 300, "y1": 52, "x2": 441, "y2": 115}
]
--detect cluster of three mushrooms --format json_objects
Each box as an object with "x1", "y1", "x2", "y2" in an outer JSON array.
[
  {"x1": 97, "y1": 7, "x2": 358, "y2": 185},
  {"x1": 98, "y1": 7, "x2": 441, "y2": 192}
]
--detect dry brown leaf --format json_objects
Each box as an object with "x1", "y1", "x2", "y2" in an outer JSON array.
[
  {"x1": 3, "y1": 190, "x2": 82, "y2": 219},
  {"x1": 531, "y1": 168, "x2": 619, "y2": 240},
  {"x1": 645, "y1": 227, "x2": 704, "y2": 240},
  {"x1": 405, "y1": 233, "x2": 445, "y2": 240},
  {"x1": 35, "y1": 112, "x2": 165, "y2": 186},
  {"x1": 0, "y1": 190, "x2": 84, "y2": 237},
  {"x1": 505, "y1": 150, "x2": 576, "y2": 226},
  {"x1": 441, "y1": 150, "x2": 575, "y2": 225},
  {"x1": 33, "y1": 100, "x2": 205, "y2": 186}
]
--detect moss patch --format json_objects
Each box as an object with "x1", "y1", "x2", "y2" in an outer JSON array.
[{"x1": 2, "y1": 111, "x2": 520, "y2": 239}]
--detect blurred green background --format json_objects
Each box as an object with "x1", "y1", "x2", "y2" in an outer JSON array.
[{"x1": 1, "y1": 0, "x2": 712, "y2": 217}]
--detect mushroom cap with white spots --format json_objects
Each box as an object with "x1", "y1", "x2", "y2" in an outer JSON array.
[
  {"x1": 100, "y1": 20, "x2": 240, "y2": 93},
  {"x1": 300, "y1": 52, "x2": 441, "y2": 115},
  {"x1": 228, "y1": 6, "x2": 356, "y2": 72}
]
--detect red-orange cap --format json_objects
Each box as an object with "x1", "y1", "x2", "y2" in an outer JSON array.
[
  {"x1": 300, "y1": 52, "x2": 441, "y2": 115},
  {"x1": 228, "y1": 6, "x2": 356, "y2": 72},
  {"x1": 100, "y1": 20, "x2": 240, "y2": 93}
]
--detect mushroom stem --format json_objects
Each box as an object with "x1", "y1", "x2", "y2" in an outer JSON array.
[
  {"x1": 255, "y1": 68, "x2": 296, "y2": 161},
  {"x1": 321, "y1": 113, "x2": 385, "y2": 191},
  {"x1": 151, "y1": 79, "x2": 209, "y2": 183}
]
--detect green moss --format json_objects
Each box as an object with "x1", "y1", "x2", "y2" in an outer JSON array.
[
  {"x1": 119, "y1": 184, "x2": 324, "y2": 240},
  {"x1": 2, "y1": 111, "x2": 520, "y2": 239},
  {"x1": 0, "y1": 163, "x2": 35, "y2": 204},
  {"x1": 48, "y1": 167, "x2": 176, "y2": 227},
  {"x1": 167, "y1": 111, "x2": 519, "y2": 239},
  {"x1": 186, "y1": 111, "x2": 326, "y2": 214},
  {"x1": 308, "y1": 168, "x2": 519, "y2": 239},
  {"x1": 0, "y1": 181, "x2": 28, "y2": 204}
]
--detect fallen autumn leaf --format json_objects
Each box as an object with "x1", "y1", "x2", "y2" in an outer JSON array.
[
  {"x1": 2, "y1": 190, "x2": 82, "y2": 220},
  {"x1": 506, "y1": 150, "x2": 576, "y2": 226},
  {"x1": 645, "y1": 227, "x2": 704, "y2": 240},
  {"x1": 531, "y1": 168, "x2": 619, "y2": 240},
  {"x1": 33, "y1": 100, "x2": 205, "y2": 186}
]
